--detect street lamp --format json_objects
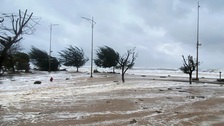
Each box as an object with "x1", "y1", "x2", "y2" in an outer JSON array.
[
  {"x1": 82, "y1": 17, "x2": 96, "y2": 78},
  {"x1": 49, "y1": 23, "x2": 58, "y2": 72},
  {"x1": 196, "y1": 2, "x2": 201, "y2": 80}
]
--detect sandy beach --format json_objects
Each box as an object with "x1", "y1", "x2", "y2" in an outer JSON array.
[{"x1": 0, "y1": 70, "x2": 224, "y2": 126}]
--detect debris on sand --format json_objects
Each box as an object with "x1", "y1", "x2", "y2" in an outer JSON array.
[
  {"x1": 174, "y1": 111, "x2": 179, "y2": 114},
  {"x1": 159, "y1": 89, "x2": 165, "y2": 91},
  {"x1": 196, "y1": 96, "x2": 205, "y2": 99},
  {"x1": 179, "y1": 90, "x2": 187, "y2": 92},
  {"x1": 166, "y1": 97, "x2": 172, "y2": 99},
  {"x1": 34, "y1": 81, "x2": 41, "y2": 84},
  {"x1": 187, "y1": 96, "x2": 195, "y2": 99},
  {"x1": 130, "y1": 119, "x2": 137, "y2": 124},
  {"x1": 155, "y1": 110, "x2": 162, "y2": 113},
  {"x1": 141, "y1": 106, "x2": 148, "y2": 109},
  {"x1": 167, "y1": 88, "x2": 173, "y2": 90},
  {"x1": 138, "y1": 98, "x2": 144, "y2": 101},
  {"x1": 186, "y1": 96, "x2": 205, "y2": 99}
]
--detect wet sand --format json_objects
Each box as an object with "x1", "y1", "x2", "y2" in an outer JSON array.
[{"x1": 1, "y1": 72, "x2": 224, "y2": 126}]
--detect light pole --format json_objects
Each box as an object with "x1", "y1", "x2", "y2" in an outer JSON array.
[
  {"x1": 49, "y1": 23, "x2": 58, "y2": 72},
  {"x1": 196, "y1": 2, "x2": 201, "y2": 80},
  {"x1": 82, "y1": 17, "x2": 96, "y2": 78}
]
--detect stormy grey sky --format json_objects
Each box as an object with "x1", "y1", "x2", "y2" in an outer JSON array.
[{"x1": 1, "y1": 0, "x2": 224, "y2": 69}]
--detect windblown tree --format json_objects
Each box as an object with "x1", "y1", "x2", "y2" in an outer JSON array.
[
  {"x1": 3, "y1": 51, "x2": 30, "y2": 73},
  {"x1": 29, "y1": 46, "x2": 59, "y2": 71},
  {"x1": 14, "y1": 52, "x2": 30, "y2": 72},
  {"x1": 2, "y1": 53, "x2": 14, "y2": 72},
  {"x1": 94, "y1": 46, "x2": 119, "y2": 73},
  {"x1": 180, "y1": 55, "x2": 197, "y2": 84},
  {"x1": 59, "y1": 45, "x2": 89, "y2": 72},
  {"x1": 118, "y1": 48, "x2": 138, "y2": 83},
  {"x1": 0, "y1": 10, "x2": 40, "y2": 74},
  {"x1": 0, "y1": 42, "x2": 23, "y2": 73}
]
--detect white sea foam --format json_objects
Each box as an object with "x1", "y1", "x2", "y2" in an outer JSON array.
[{"x1": 0, "y1": 67, "x2": 224, "y2": 125}]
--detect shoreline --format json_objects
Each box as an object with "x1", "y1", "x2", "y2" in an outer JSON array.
[{"x1": 0, "y1": 72, "x2": 224, "y2": 125}]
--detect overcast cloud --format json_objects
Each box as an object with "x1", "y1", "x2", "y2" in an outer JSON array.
[{"x1": 1, "y1": 0, "x2": 224, "y2": 69}]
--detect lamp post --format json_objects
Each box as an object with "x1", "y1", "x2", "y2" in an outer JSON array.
[
  {"x1": 49, "y1": 23, "x2": 58, "y2": 72},
  {"x1": 82, "y1": 17, "x2": 96, "y2": 78},
  {"x1": 196, "y1": 2, "x2": 201, "y2": 80}
]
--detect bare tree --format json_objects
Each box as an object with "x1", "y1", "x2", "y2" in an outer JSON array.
[
  {"x1": 118, "y1": 48, "x2": 138, "y2": 83},
  {"x1": 0, "y1": 10, "x2": 40, "y2": 74},
  {"x1": 180, "y1": 55, "x2": 197, "y2": 84}
]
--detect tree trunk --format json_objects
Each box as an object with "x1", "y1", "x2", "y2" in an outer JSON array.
[
  {"x1": 9, "y1": 55, "x2": 15, "y2": 73},
  {"x1": 189, "y1": 73, "x2": 192, "y2": 84},
  {"x1": 122, "y1": 73, "x2": 125, "y2": 83},
  {"x1": 0, "y1": 51, "x2": 7, "y2": 71},
  {"x1": 25, "y1": 64, "x2": 29, "y2": 73},
  {"x1": 0, "y1": 56, "x2": 5, "y2": 73},
  {"x1": 76, "y1": 67, "x2": 79, "y2": 72},
  {"x1": 121, "y1": 67, "x2": 125, "y2": 83}
]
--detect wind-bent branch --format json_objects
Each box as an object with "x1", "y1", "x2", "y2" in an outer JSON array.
[
  {"x1": 118, "y1": 48, "x2": 138, "y2": 83},
  {"x1": 180, "y1": 55, "x2": 197, "y2": 84}
]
